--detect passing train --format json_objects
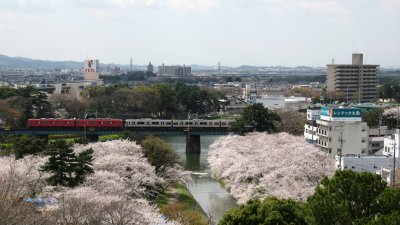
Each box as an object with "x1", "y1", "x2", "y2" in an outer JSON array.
[{"x1": 27, "y1": 118, "x2": 233, "y2": 130}]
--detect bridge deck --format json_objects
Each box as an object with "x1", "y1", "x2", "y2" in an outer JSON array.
[{"x1": 0, "y1": 128, "x2": 230, "y2": 136}]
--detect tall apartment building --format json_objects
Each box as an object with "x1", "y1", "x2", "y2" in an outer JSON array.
[
  {"x1": 327, "y1": 53, "x2": 379, "y2": 103},
  {"x1": 157, "y1": 64, "x2": 191, "y2": 76}
]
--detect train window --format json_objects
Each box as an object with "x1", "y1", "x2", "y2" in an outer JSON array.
[
  {"x1": 89, "y1": 121, "x2": 96, "y2": 125},
  {"x1": 167, "y1": 122, "x2": 171, "y2": 125},
  {"x1": 152, "y1": 122, "x2": 159, "y2": 125},
  {"x1": 221, "y1": 122, "x2": 227, "y2": 125}
]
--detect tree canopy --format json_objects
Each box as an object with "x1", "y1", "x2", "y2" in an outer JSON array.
[
  {"x1": 41, "y1": 139, "x2": 94, "y2": 187},
  {"x1": 141, "y1": 136, "x2": 179, "y2": 176},
  {"x1": 220, "y1": 197, "x2": 307, "y2": 225},
  {"x1": 229, "y1": 103, "x2": 281, "y2": 134},
  {"x1": 219, "y1": 169, "x2": 400, "y2": 225}
]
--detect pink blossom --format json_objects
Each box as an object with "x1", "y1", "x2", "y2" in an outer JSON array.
[{"x1": 208, "y1": 132, "x2": 336, "y2": 204}]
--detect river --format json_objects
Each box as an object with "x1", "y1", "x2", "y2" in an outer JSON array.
[{"x1": 162, "y1": 135, "x2": 237, "y2": 224}]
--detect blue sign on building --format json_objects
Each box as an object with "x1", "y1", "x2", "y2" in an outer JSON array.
[{"x1": 320, "y1": 106, "x2": 361, "y2": 121}]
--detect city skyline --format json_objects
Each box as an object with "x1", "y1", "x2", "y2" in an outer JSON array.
[{"x1": 0, "y1": 0, "x2": 399, "y2": 67}]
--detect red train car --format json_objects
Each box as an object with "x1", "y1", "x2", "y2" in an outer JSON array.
[
  {"x1": 75, "y1": 119, "x2": 123, "y2": 130},
  {"x1": 28, "y1": 119, "x2": 76, "y2": 128}
]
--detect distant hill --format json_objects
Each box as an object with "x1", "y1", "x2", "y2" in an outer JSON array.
[{"x1": 0, "y1": 54, "x2": 82, "y2": 69}]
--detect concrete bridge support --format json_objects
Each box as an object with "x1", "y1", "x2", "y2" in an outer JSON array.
[
  {"x1": 186, "y1": 134, "x2": 201, "y2": 153},
  {"x1": 86, "y1": 134, "x2": 99, "y2": 142}
]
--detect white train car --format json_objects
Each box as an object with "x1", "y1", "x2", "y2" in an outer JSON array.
[
  {"x1": 125, "y1": 119, "x2": 172, "y2": 128},
  {"x1": 125, "y1": 118, "x2": 234, "y2": 129},
  {"x1": 172, "y1": 119, "x2": 222, "y2": 128}
]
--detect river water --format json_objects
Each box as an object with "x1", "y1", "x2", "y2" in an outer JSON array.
[{"x1": 162, "y1": 135, "x2": 237, "y2": 224}]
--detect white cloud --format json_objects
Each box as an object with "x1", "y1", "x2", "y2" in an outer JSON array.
[
  {"x1": 105, "y1": 0, "x2": 156, "y2": 7},
  {"x1": 85, "y1": 8, "x2": 115, "y2": 19},
  {"x1": 17, "y1": 0, "x2": 62, "y2": 7},
  {"x1": 380, "y1": 0, "x2": 400, "y2": 10},
  {"x1": 165, "y1": 0, "x2": 220, "y2": 11},
  {"x1": 296, "y1": 0, "x2": 347, "y2": 14}
]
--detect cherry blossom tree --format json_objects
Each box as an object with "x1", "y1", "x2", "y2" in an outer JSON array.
[
  {"x1": 0, "y1": 156, "x2": 52, "y2": 225},
  {"x1": 208, "y1": 132, "x2": 336, "y2": 204},
  {"x1": 50, "y1": 140, "x2": 187, "y2": 224},
  {"x1": 0, "y1": 139, "x2": 189, "y2": 224}
]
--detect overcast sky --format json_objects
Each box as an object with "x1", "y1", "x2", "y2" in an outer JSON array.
[{"x1": 0, "y1": 0, "x2": 399, "y2": 67}]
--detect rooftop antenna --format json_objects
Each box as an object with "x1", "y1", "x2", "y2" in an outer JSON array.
[
  {"x1": 218, "y1": 61, "x2": 221, "y2": 72},
  {"x1": 332, "y1": 58, "x2": 335, "y2": 65}
]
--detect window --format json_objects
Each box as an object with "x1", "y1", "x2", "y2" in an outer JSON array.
[{"x1": 352, "y1": 166, "x2": 355, "y2": 169}]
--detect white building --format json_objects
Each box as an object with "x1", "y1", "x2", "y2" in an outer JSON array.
[
  {"x1": 307, "y1": 109, "x2": 321, "y2": 121},
  {"x1": 304, "y1": 124, "x2": 318, "y2": 143},
  {"x1": 336, "y1": 155, "x2": 394, "y2": 172},
  {"x1": 316, "y1": 106, "x2": 369, "y2": 157},
  {"x1": 84, "y1": 59, "x2": 100, "y2": 80},
  {"x1": 383, "y1": 129, "x2": 400, "y2": 157},
  {"x1": 53, "y1": 80, "x2": 103, "y2": 100}
]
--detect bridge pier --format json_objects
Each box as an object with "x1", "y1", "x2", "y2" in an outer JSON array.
[
  {"x1": 186, "y1": 133, "x2": 201, "y2": 153},
  {"x1": 86, "y1": 134, "x2": 99, "y2": 142}
]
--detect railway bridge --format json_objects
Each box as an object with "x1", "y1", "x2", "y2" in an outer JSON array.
[{"x1": 0, "y1": 127, "x2": 231, "y2": 153}]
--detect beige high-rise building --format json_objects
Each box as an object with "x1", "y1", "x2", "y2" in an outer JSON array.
[{"x1": 327, "y1": 53, "x2": 379, "y2": 103}]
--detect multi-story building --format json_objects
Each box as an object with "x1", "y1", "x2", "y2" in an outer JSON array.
[
  {"x1": 316, "y1": 106, "x2": 369, "y2": 157},
  {"x1": 383, "y1": 129, "x2": 400, "y2": 157},
  {"x1": 84, "y1": 59, "x2": 100, "y2": 80},
  {"x1": 147, "y1": 62, "x2": 153, "y2": 73},
  {"x1": 327, "y1": 53, "x2": 379, "y2": 103},
  {"x1": 157, "y1": 64, "x2": 191, "y2": 76}
]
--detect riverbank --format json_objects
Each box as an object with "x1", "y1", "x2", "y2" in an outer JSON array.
[{"x1": 157, "y1": 182, "x2": 210, "y2": 225}]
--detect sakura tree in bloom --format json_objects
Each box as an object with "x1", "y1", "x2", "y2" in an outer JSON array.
[
  {"x1": 49, "y1": 140, "x2": 184, "y2": 224},
  {"x1": 0, "y1": 155, "x2": 48, "y2": 197},
  {"x1": 208, "y1": 133, "x2": 336, "y2": 204},
  {"x1": 51, "y1": 187, "x2": 173, "y2": 225},
  {"x1": 0, "y1": 156, "x2": 51, "y2": 225},
  {"x1": 383, "y1": 106, "x2": 400, "y2": 117}
]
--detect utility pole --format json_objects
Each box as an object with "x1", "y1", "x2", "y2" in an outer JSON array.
[
  {"x1": 338, "y1": 132, "x2": 345, "y2": 169},
  {"x1": 393, "y1": 139, "x2": 396, "y2": 187}
]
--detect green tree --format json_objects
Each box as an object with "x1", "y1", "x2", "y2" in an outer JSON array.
[
  {"x1": 41, "y1": 140, "x2": 76, "y2": 187},
  {"x1": 141, "y1": 136, "x2": 179, "y2": 176},
  {"x1": 73, "y1": 148, "x2": 94, "y2": 185},
  {"x1": 305, "y1": 170, "x2": 387, "y2": 225},
  {"x1": 41, "y1": 140, "x2": 93, "y2": 187},
  {"x1": 175, "y1": 82, "x2": 222, "y2": 115},
  {"x1": 12, "y1": 135, "x2": 47, "y2": 159},
  {"x1": 234, "y1": 77, "x2": 242, "y2": 82},
  {"x1": 362, "y1": 109, "x2": 384, "y2": 128},
  {"x1": 229, "y1": 103, "x2": 281, "y2": 134},
  {"x1": 219, "y1": 197, "x2": 307, "y2": 225}
]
